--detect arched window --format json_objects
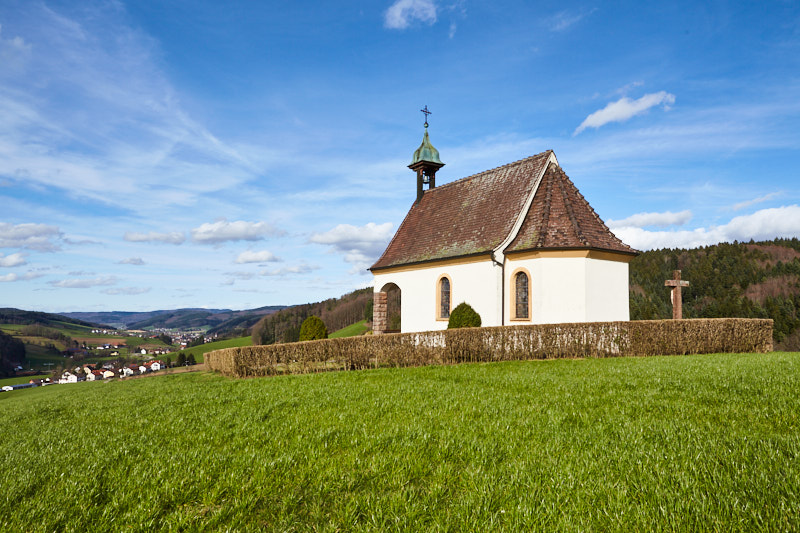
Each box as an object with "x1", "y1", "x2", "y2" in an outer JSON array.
[
  {"x1": 438, "y1": 276, "x2": 451, "y2": 319},
  {"x1": 514, "y1": 270, "x2": 529, "y2": 319}
]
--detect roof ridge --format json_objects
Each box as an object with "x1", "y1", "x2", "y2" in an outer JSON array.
[
  {"x1": 425, "y1": 150, "x2": 553, "y2": 193},
  {"x1": 555, "y1": 166, "x2": 589, "y2": 247},
  {"x1": 536, "y1": 163, "x2": 555, "y2": 248}
]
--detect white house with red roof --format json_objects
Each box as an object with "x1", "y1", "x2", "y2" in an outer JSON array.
[{"x1": 369, "y1": 124, "x2": 637, "y2": 334}]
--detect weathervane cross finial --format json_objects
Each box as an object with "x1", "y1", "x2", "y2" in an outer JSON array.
[{"x1": 420, "y1": 105, "x2": 432, "y2": 127}]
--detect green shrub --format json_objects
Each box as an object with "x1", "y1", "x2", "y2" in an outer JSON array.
[
  {"x1": 447, "y1": 303, "x2": 482, "y2": 329},
  {"x1": 299, "y1": 316, "x2": 328, "y2": 341}
]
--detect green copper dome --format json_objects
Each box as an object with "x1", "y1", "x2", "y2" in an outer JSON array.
[{"x1": 411, "y1": 127, "x2": 443, "y2": 166}]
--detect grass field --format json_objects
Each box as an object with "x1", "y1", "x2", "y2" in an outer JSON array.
[
  {"x1": 0, "y1": 374, "x2": 49, "y2": 387},
  {"x1": 329, "y1": 319, "x2": 369, "y2": 338},
  {"x1": 176, "y1": 335, "x2": 252, "y2": 363},
  {"x1": 1, "y1": 352, "x2": 799, "y2": 531}
]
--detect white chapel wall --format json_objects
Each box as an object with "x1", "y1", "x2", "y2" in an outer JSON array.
[
  {"x1": 506, "y1": 256, "x2": 588, "y2": 324},
  {"x1": 584, "y1": 258, "x2": 630, "y2": 321},
  {"x1": 504, "y1": 255, "x2": 630, "y2": 324},
  {"x1": 373, "y1": 259, "x2": 502, "y2": 333}
]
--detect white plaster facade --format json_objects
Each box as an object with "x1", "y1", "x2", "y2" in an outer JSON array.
[
  {"x1": 370, "y1": 147, "x2": 636, "y2": 334},
  {"x1": 374, "y1": 251, "x2": 631, "y2": 333}
]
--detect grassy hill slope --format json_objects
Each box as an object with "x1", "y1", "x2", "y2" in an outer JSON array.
[
  {"x1": 173, "y1": 336, "x2": 252, "y2": 364},
  {"x1": 252, "y1": 288, "x2": 371, "y2": 345},
  {"x1": 2, "y1": 352, "x2": 799, "y2": 531}
]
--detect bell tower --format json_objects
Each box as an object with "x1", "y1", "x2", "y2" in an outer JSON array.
[{"x1": 409, "y1": 106, "x2": 444, "y2": 203}]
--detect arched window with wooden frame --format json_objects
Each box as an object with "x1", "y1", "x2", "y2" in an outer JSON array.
[
  {"x1": 436, "y1": 275, "x2": 451, "y2": 320},
  {"x1": 511, "y1": 268, "x2": 531, "y2": 320}
]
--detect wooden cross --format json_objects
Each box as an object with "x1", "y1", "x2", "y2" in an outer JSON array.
[
  {"x1": 420, "y1": 105, "x2": 432, "y2": 126},
  {"x1": 665, "y1": 269, "x2": 690, "y2": 320}
]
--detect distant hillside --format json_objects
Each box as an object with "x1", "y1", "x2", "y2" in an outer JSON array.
[
  {"x1": 630, "y1": 238, "x2": 800, "y2": 350},
  {"x1": 252, "y1": 288, "x2": 372, "y2": 345},
  {"x1": 0, "y1": 308, "x2": 108, "y2": 330},
  {"x1": 62, "y1": 306, "x2": 285, "y2": 333}
]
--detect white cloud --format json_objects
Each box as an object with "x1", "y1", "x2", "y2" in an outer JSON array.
[
  {"x1": 385, "y1": 0, "x2": 437, "y2": 29},
  {"x1": 612, "y1": 205, "x2": 800, "y2": 250},
  {"x1": 123, "y1": 231, "x2": 186, "y2": 245},
  {"x1": 607, "y1": 210, "x2": 692, "y2": 229},
  {"x1": 731, "y1": 192, "x2": 781, "y2": 211},
  {"x1": 574, "y1": 91, "x2": 676, "y2": 135},
  {"x1": 191, "y1": 219, "x2": 284, "y2": 245},
  {"x1": 0, "y1": 222, "x2": 62, "y2": 251},
  {"x1": 260, "y1": 264, "x2": 319, "y2": 277},
  {"x1": 235, "y1": 250, "x2": 281, "y2": 264},
  {"x1": 0, "y1": 271, "x2": 42, "y2": 282},
  {"x1": 0, "y1": 252, "x2": 27, "y2": 267},
  {"x1": 102, "y1": 287, "x2": 150, "y2": 295},
  {"x1": 310, "y1": 222, "x2": 394, "y2": 273},
  {"x1": 49, "y1": 276, "x2": 118, "y2": 288},
  {"x1": 118, "y1": 257, "x2": 145, "y2": 265}
]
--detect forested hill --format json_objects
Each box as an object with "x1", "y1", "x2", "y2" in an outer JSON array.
[
  {"x1": 252, "y1": 288, "x2": 372, "y2": 345},
  {"x1": 630, "y1": 238, "x2": 800, "y2": 350},
  {"x1": 62, "y1": 306, "x2": 285, "y2": 333},
  {"x1": 0, "y1": 308, "x2": 108, "y2": 330}
]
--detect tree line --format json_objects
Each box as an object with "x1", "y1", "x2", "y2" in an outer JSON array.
[
  {"x1": 629, "y1": 238, "x2": 800, "y2": 350},
  {"x1": 252, "y1": 288, "x2": 372, "y2": 345}
]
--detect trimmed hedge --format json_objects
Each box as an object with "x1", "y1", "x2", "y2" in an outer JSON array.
[{"x1": 206, "y1": 318, "x2": 773, "y2": 378}]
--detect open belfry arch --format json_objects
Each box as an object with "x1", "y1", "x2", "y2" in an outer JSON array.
[{"x1": 370, "y1": 110, "x2": 638, "y2": 334}]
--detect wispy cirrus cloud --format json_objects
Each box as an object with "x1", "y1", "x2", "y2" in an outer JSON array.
[
  {"x1": 547, "y1": 8, "x2": 597, "y2": 32},
  {"x1": 0, "y1": 3, "x2": 259, "y2": 213},
  {"x1": 118, "y1": 257, "x2": 145, "y2": 265},
  {"x1": 607, "y1": 210, "x2": 692, "y2": 229},
  {"x1": 260, "y1": 264, "x2": 319, "y2": 277},
  {"x1": 611, "y1": 205, "x2": 800, "y2": 250},
  {"x1": 49, "y1": 275, "x2": 118, "y2": 288},
  {"x1": 123, "y1": 231, "x2": 186, "y2": 245},
  {"x1": 235, "y1": 250, "x2": 281, "y2": 264},
  {"x1": 0, "y1": 222, "x2": 62, "y2": 251},
  {"x1": 192, "y1": 219, "x2": 284, "y2": 245},
  {"x1": 0, "y1": 271, "x2": 42, "y2": 282},
  {"x1": 731, "y1": 192, "x2": 781, "y2": 211},
  {"x1": 574, "y1": 91, "x2": 676, "y2": 135},
  {"x1": 102, "y1": 286, "x2": 150, "y2": 295},
  {"x1": 310, "y1": 222, "x2": 394, "y2": 273},
  {"x1": 385, "y1": 0, "x2": 437, "y2": 29}
]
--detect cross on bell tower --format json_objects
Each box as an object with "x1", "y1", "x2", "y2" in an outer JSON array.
[{"x1": 409, "y1": 105, "x2": 444, "y2": 203}]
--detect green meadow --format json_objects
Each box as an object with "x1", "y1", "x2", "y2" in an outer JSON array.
[
  {"x1": 1, "y1": 352, "x2": 799, "y2": 531},
  {"x1": 177, "y1": 335, "x2": 253, "y2": 363},
  {"x1": 329, "y1": 319, "x2": 369, "y2": 339}
]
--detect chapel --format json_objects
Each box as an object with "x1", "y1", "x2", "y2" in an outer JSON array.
[{"x1": 369, "y1": 121, "x2": 637, "y2": 334}]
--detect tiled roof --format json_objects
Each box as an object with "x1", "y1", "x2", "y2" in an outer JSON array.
[
  {"x1": 506, "y1": 162, "x2": 636, "y2": 255},
  {"x1": 370, "y1": 151, "x2": 634, "y2": 271},
  {"x1": 371, "y1": 151, "x2": 553, "y2": 270}
]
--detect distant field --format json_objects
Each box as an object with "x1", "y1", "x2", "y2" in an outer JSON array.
[
  {"x1": 0, "y1": 374, "x2": 49, "y2": 387},
  {"x1": 23, "y1": 343, "x2": 67, "y2": 369},
  {"x1": 329, "y1": 319, "x2": 369, "y2": 338},
  {"x1": 1, "y1": 351, "x2": 799, "y2": 531},
  {"x1": 178, "y1": 336, "x2": 252, "y2": 363}
]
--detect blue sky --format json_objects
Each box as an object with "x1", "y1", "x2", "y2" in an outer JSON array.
[{"x1": 1, "y1": 0, "x2": 799, "y2": 313}]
